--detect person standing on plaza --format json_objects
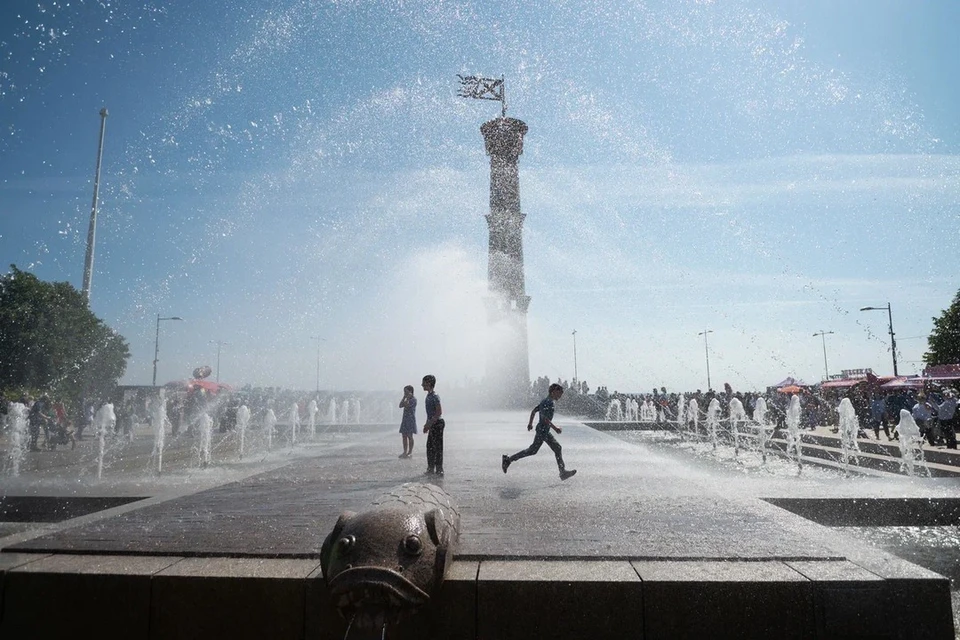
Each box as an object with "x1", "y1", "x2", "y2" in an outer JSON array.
[
  {"x1": 869, "y1": 392, "x2": 890, "y2": 440},
  {"x1": 502, "y1": 383, "x2": 577, "y2": 481},
  {"x1": 398, "y1": 385, "x2": 417, "y2": 459},
  {"x1": 930, "y1": 388, "x2": 958, "y2": 450},
  {"x1": 27, "y1": 394, "x2": 53, "y2": 451},
  {"x1": 422, "y1": 375, "x2": 444, "y2": 476},
  {"x1": 911, "y1": 393, "x2": 936, "y2": 445}
]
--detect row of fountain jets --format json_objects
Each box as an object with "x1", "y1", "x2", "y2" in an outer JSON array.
[
  {"x1": 607, "y1": 395, "x2": 928, "y2": 477},
  {"x1": 6, "y1": 393, "x2": 928, "y2": 479},
  {"x1": 5, "y1": 394, "x2": 381, "y2": 479}
]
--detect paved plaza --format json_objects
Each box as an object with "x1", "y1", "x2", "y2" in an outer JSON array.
[{"x1": 1, "y1": 412, "x2": 957, "y2": 638}]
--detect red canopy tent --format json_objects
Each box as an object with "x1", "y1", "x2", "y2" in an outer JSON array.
[
  {"x1": 778, "y1": 385, "x2": 803, "y2": 394},
  {"x1": 923, "y1": 364, "x2": 960, "y2": 381},
  {"x1": 191, "y1": 379, "x2": 232, "y2": 394},
  {"x1": 165, "y1": 379, "x2": 233, "y2": 394},
  {"x1": 820, "y1": 379, "x2": 862, "y2": 389},
  {"x1": 880, "y1": 376, "x2": 926, "y2": 389},
  {"x1": 770, "y1": 376, "x2": 807, "y2": 389}
]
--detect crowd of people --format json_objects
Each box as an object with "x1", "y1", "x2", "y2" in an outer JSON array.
[{"x1": 578, "y1": 382, "x2": 958, "y2": 449}]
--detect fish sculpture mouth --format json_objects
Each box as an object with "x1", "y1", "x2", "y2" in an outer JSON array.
[{"x1": 328, "y1": 566, "x2": 431, "y2": 629}]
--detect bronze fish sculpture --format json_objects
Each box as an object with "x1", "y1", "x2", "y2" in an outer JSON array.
[{"x1": 320, "y1": 482, "x2": 461, "y2": 630}]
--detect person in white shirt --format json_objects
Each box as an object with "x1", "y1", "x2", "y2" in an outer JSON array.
[{"x1": 929, "y1": 388, "x2": 958, "y2": 449}]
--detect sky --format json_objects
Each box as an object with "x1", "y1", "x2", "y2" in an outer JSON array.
[{"x1": 1, "y1": 0, "x2": 958, "y2": 394}]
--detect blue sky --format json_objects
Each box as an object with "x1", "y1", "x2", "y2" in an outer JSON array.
[{"x1": 1, "y1": 0, "x2": 958, "y2": 393}]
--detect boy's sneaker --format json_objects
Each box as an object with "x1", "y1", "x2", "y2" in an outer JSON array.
[
  {"x1": 501, "y1": 455, "x2": 510, "y2": 474},
  {"x1": 434, "y1": 469, "x2": 444, "y2": 477},
  {"x1": 424, "y1": 468, "x2": 435, "y2": 475},
  {"x1": 560, "y1": 469, "x2": 577, "y2": 481}
]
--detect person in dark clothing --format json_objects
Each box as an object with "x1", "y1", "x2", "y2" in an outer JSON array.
[
  {"x1": 422, "y1": 375, "x2": 444, "y2": 476},
  {"x1": 28, "y1": 395, "x2": 51, "y2": 452},
  {"x1": 502, "y1": 384, "x2": 577, "y2": 481},
  {"x1": 869, "y1": 394, "x2": 890, "y2": 440}
]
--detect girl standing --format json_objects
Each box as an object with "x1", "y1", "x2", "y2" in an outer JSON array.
[{"x1": 398, "y1": 385, "x2": 417, "y2": 458}]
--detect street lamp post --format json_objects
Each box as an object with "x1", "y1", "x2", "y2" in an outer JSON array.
[
  {"x1": 309, "y1": 336, "x2": 324, "y2": 395},
  {"x1": 698, "y1": 329, "x2": 713, "y2": 390},
  {"x1": 812, "y1": 330, "x2": 835, "y2": 381},
  {"x1": 572, "y1": 330, "x2": 578, "y2": 387},
  {"x1": 153, "y1": 314, "x2": 183, "y2": 386},
  {"x1": 82, "y1": 107, "x2": 109, "y2": 303},
  {"x1": 860, "y1": 303, "x2": 898, "y2": 376},
  {"x1": 209, "y1": 340, "x2": 230, "y2": 383}
]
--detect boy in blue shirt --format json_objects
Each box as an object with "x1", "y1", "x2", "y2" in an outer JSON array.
[
  {"x1": 502, "y1": 384, "x2": 577, "y2": 480},
  {"x1": 422, "y1": 374, "x2": 445, "y2": 476}
]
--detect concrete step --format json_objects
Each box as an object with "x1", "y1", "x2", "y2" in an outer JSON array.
[{"x1": 0, "y1": 553, "x2": 952, "y2": 640}]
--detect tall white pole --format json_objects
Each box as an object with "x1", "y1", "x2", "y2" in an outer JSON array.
[
  {"x1": 699, "y1": 329, "x2": 713, "y2": 391},
  {"x1": 813, "y1": 330, "x2": 835, "y2": 381},
  {"x1": 572, "y1": 330, "x2": 578, "y2": 385},
  {"x1": 82, "y1": 108, "x2": 109, "y2": 302}
]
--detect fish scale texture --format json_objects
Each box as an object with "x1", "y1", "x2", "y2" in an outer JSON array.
[{"x1": 371, "y1": 482, "x2": 460, "y2": 532}]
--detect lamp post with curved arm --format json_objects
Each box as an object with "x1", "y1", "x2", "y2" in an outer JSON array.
[
  {"x1": 572, "y1": 330, "x2": 578, "y2": 387},
  {"x1": 812, "y1": 330, "x2": 835, "y2": 381},
  {"x1": 310, "y1": 336, "x2": 324, "y2": 396},
  {"x1": 698, "y1": 329, "x2": 713, "y2": 390},
  {"x1": 209, "y1": 340, "x2": 230, "y2": 383},
  {"x1": 860, "y1": 303, "x2": 898, "y2": 376},
  {"x1": 153, "y1": 314, "x2": 183, "y2": 386}
]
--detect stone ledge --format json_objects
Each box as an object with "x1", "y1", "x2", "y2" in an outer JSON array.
[
  {"x1": 478, "y1": 560, "x2": 642, "y2": 640},
  {"x1": 155, "y1": 556, "x2": 321, "y2": 579},
  {"x1": 150, "y1": 557, "x2": 322, "y2": 640},
  {"x1": 11, "y1": 553, "x2": 179, "y2": 575},
  {"x1": 306, "y1": 559, "x2": 478, "y2": 640},
  {"x1": 0, "y1": 554, "x2": 953, "y2": 639},
  {"x1": 633, "y1": 560, "x2": 815, "y2": 639},
  {"x1": 0, "y1": 552, "x2": 174, "y2": 639},
  {"x1": 786, "y1": 560, "x2": 887, "y2": 638},
  {"x1": 0, "y1": 552, "x2": 51, "y2": 630}
]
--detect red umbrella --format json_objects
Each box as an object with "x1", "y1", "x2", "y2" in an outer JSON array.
[{"x1": 189, "y1": 379, "x2": 232, "y2": 394}]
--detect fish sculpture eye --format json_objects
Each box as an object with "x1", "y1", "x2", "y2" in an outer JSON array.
[
  {"x1": 403, "y1": 534, "x2": 423, "y2": 556},
  {"x1": 339, "y1": 534, "x2": 356, "y2": 550}
]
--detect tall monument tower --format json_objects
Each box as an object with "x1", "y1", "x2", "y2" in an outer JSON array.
[{"x1": 481, "y1": 116, "x2": 530, "y2": 405}]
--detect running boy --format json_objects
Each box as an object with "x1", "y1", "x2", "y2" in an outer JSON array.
[
  {"x1": 502, "y1": 383, "x2": 577, "y2": 480},
  {"x1": 422, "y1": 375, "x2": 445, "y2": 476}
]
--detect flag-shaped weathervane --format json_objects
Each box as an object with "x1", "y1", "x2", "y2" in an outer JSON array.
[{"x1": 457, "y1": 74, "x2": 506, "y2": 117}]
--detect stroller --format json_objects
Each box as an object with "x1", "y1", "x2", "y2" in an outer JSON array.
[{"x1": 46, "y1": 417, "x2": 76, "y2": 450}]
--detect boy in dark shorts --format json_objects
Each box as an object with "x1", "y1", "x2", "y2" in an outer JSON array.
[
  {"x1": 502, "y1": 383, "x2": 577, "y2": 480},
  {"x1": 422, "y1": 375, "x2": 445, "y2": 476}
]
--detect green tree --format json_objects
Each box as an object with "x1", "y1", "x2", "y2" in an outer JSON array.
[
  {"x1": 924, "y1": 289, "x2": 960, "y2": 366},
  {"x1": 0, "y1": 265, "x2": 130, "y2": 410}
]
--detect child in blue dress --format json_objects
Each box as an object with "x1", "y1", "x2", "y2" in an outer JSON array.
[{"x1": 398, "y1": 385, "x2": 417, "y2": 458}]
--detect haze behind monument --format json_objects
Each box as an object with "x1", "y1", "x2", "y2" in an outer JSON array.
[{"x1": 1, "y1": 1, "x2": 959, "y2": 394}]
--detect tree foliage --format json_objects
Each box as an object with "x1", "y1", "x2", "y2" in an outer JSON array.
[
  {"x1": 0, "y1": 265, "x2": 130, "y2": 410},
  {"x1": 924, "y1": 289, "x2": 960, "y2": 366}
]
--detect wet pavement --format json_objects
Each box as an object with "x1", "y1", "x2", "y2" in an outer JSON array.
[{"x1": 5, "y1": 412, "x2": 958, "y2": 561}]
